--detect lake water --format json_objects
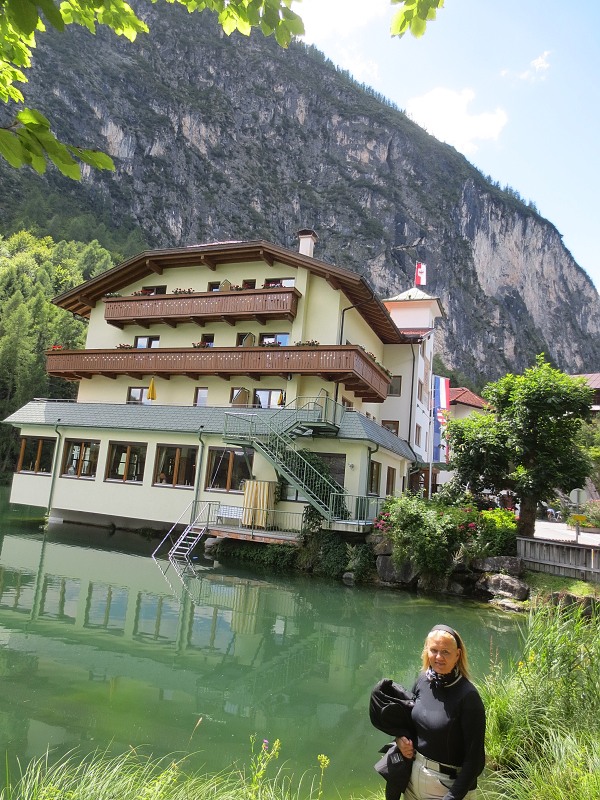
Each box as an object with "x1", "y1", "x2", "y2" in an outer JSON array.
[{"x1": 0, "y1": 488, "x2": 521, "y2": 796}]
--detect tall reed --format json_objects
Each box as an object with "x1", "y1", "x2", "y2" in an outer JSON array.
[{"x1": 480, "y1": 601, "x2": 600, "y2": 799}]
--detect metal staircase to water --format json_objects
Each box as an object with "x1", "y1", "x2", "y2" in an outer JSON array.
[
  {"x1": 223, "y1": 397, "x2": 347, "y2": 523},
  {"x1": 152, "y1": 501, "x2": 211, "y2": 591}
]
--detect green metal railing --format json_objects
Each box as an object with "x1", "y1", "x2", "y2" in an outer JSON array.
[
  {"x1": 223, "y1": 397, "x2": 347, "y2": 521},
  {"x1": 328, "y1": 493, "x2": 386, "y2": 524}
]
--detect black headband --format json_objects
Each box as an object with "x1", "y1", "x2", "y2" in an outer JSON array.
[{"x1": 429, "y1": 624, "x2": 462, "y2": 648}]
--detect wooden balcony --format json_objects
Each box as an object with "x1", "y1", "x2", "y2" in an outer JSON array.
[
  {"x1": 46, "y1": 345, "x2": 391, "y2": 401},
  {"x1": 103, "y1": 287, "x2": 301, "y2": 329}
]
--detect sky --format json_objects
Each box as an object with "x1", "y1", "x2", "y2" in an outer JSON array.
[{"x1": 297, "y1": 0, "x2": 600, "y2": 290}]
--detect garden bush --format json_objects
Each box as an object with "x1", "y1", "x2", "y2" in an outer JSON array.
[
  {"x1": 378, "y1": 494, "x2": 518, "y2": 578},
  {"x1": 477, "y1": 508, "x2": 517, "y2": 556}
]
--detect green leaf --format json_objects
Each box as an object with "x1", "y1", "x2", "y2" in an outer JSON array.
[
  {"x1": 16, "y1": 107, "x2": 51, "y2": 130},
  {"x1": 5, "y1": 0, "x2": 40, "y2": 36},
  {"x1": 46, "y1": 149, "x2": 81, "y2": 179},
  {"x1": 410, "y1": 15, "x2": 427, "y2": 37},
  {"x1": 69, "y1": 147, "x2": 115, "y2": 171},
  {"x1": 35, "y1": 0, "x2": 66, "y2": 31},
  {"x1": 0, "y1": 130, "x2": 27, "y2": 168}
]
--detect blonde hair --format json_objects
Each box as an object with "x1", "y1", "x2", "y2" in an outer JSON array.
[{"x1": 421, "y1": 625, "x2": 471, "y2": 680}]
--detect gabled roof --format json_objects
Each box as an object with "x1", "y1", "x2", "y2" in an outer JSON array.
[
  {"x1": 383, "y1": 287, "x2": 445, "y2": 317},
  {"x1": 449, "y1": 387, "x2": 487, "y2": 409},
  {"x1": 53, "y1": 240, "x2": 410, "y2": 345},
  {"x1": 384, "y1": 287, "x2": 433, "y2": 301}
]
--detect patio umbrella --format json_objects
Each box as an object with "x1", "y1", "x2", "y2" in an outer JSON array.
[{"x1": 147, "y1": 377, "x2": 157, "y2": 401}]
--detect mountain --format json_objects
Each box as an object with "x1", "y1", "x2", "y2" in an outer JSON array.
[{"x1": 1, "y1": 3, "x2": 599, "y2": 387}]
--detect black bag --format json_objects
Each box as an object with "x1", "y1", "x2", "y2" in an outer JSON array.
[{"x1": 374, "y1": 743, "x2": 414, "y2": 800}]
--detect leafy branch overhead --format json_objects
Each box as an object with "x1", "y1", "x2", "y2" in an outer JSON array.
[
  {"x1": 390, "y1": 0, "x2": 445, "y2": 38},
  {"x1": 0, "y1": 0, "x2": 304, "y2": 177}
]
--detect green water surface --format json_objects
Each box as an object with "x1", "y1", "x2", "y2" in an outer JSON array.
[{"x1": 0, "y1": 489, "x2": 521, "y2": 796}]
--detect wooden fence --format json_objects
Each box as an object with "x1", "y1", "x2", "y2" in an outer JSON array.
[{"x1": 517, "y1": 537, "x2": 600, "y2": 583}]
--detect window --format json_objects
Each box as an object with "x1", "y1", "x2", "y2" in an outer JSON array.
[
  {"x1": 154, "y1": 445, "x2": 198, "y2": 487},
  {"x1": 242, "y1": 279, "x2": 256, "y2": 289},
  {"x1": 230, "y1": 387, "x2": 250, "y2": 406},
  {"x1": 368, "y1": 460, "x2": 381, "y2": 495},
  {"x1": 135, "y1": 335, "x2": 160, "y2": 349},
  {"x1": 382, "y1": 420, "x2": 399, "y2": 435},
  {"x1": 85, "y1": 583, "x2": 129, "y2": 634},
  {"x1": 283, "y1": 452, "x2": 345, "y2": 501},
  {"x1": 106, "y1": 442, "x2": 147, "y2": 482},
  {"x1": 40, "y1": 576, "x2": 80, "y2": 623},
  {"x1": 263, "y1": 277, "x2": 294, "y2": 288},
  {"x1": 415, "y1": 424, "x2": 422, "y2": 447},
  {"x1": 341, "y1": 397, "x2": 354, "y2": 409},
  {"x1": 259, "y1": 332, "x2": 289, "y2": 346},
  {"x1": 127, "y1": 386, "x2": 151, "y2": 404},
  {"x1": 236, "y1": 332, "x2": 252, "y2": 346},
  {"x1": 418, "y1": 380, "x2": 424, "y2": 403},
  {"x1": 17, "y1": 437, "x2": 55, "y2": 474},
  {"x1": 253, "y1": 389, "x2": 285, "y2": 408},
  {"x1": 386, "y1": 467, "x2": 396, "y2": 496},
  {"x1": 388, "y1": 376, "x2": 402, "y2": 396},
  {"x1": 194, "y1": 387, "x2": 208, "y2": 406},
  {"x1": 141, "y1": 285, "x2": 166, "y2": 295},
  {"x1": 200, "y1": 333, "x2": 214, "y2": 347},
  {"x1": 207, "y1": 281, "x2": 220, "y2": 292},
  {"x1": 62, "y1": 440, "x2": 100, "y2": 478},
  {"x1": 206, "y1": 448, "x2": 253, "y2": 492}
]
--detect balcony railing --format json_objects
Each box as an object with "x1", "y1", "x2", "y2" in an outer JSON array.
[
  {"x1": 46, "y1": 345, "x2": 391, "y2": 400},
  {"x1": 103, "y1": 287, "x2": 301, "y2": 328}
]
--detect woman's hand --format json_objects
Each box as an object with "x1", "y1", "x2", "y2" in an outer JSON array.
[{"x1": 396, "y1": 736, "x2": 414, "y2": 759}]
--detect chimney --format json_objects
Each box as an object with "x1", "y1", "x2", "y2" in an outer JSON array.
[{"x1": 297, "y1": 228, "x2": 318, "y2": 258}]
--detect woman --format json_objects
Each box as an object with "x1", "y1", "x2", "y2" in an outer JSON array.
[{"x1": 397, "y1": 624, "x2": 486, "y2": 800}]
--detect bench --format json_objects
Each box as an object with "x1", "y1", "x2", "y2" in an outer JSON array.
[{"x1": 216, "y1": 504, "x2": 244, "y2": 524}]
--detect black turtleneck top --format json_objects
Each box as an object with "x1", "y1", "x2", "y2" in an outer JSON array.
[{"x1": 410, "y1": 671, "x2": 486, "y2": 800}]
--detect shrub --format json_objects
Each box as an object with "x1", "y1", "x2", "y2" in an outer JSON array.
[
  {"x1": 576, "y1": 499, "x2": 600, "y2": 527},
  {"x1": 216, "y1": 539, "x2": 298, "y2": 571},
  {"x1": 345, "y1": 543, "x2": 376, "y2": 582},
  {"x1": 387, "y1": 494, "x2": 459, "y2": 577},
  {"x1": 313, "y1": 532, "x2": 348, "y2": 580},
  {"x1": 477, "y1": 508, "x2": 518, "y2": 556}
]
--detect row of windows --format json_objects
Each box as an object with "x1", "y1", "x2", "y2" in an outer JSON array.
[
  {"x1": 135, "y1": 278, "x2": 295, "y2": 296},
  {"x1": 127, "y1": 332, "x2": 291, "y2": 349},
  {"x1": 17, "y1": 438, "x2": 253, "y2": 493},
  {"x1": 127, "y1": 386, "x2": 286, "y2": 407},
  {"x1": 18, "y1": 437, "x2": 399, "y2": 498}
]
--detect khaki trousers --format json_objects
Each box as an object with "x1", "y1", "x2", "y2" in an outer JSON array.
[{"x1": 404, "y1": 753, "x2": 477, "y2": 800}]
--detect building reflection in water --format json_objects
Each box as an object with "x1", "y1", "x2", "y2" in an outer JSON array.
[
  {"x1": 0, "y1": 530, "x2": 520, "y2": 793},
  {"x1": 0, "y1": 531, "x2": 369, "y2": 776}
]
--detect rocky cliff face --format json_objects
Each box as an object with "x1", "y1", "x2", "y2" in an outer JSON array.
[{"x1": 2, "y1": 3, "x2": 599, "y2": 384}]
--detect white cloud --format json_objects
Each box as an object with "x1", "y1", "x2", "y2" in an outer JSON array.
[
  {"x1": 406, "y1": 87, "x2": 508, "y2": 155},
  {"x1": 502, "y1": 50, "x2": 552, "y2": 82},
  {"x1": 519, "y1": 49, "x2": 551, "y2": 81}
]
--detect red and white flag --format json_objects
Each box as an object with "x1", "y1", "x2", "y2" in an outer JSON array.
[{"x1": 415, "y1": 261, "x2": 427, "y2": 286}]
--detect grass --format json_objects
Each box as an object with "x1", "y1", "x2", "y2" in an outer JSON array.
[
  {"x1": 0, "y1": 744, "x2": 335, "y2": 800},
  {"x1": 479, "y1": 602, "x2": 600, "y2": 800},
  {"x1": 523, "y1": 570, "x2": 599, "y2": 598}
]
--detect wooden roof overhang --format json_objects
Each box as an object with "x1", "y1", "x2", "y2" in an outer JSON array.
[{"x1": 53, "y1": 240, "x2": 407, "y2": 345}]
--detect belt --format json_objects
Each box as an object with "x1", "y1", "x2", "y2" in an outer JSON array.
[{"x1": 414, "y1": 750, "x2": 460, "y2": 778}]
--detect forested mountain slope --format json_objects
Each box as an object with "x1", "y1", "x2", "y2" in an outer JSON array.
[{"x1": 1, "y1": 3, "x2": 599, "y2": 385}]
